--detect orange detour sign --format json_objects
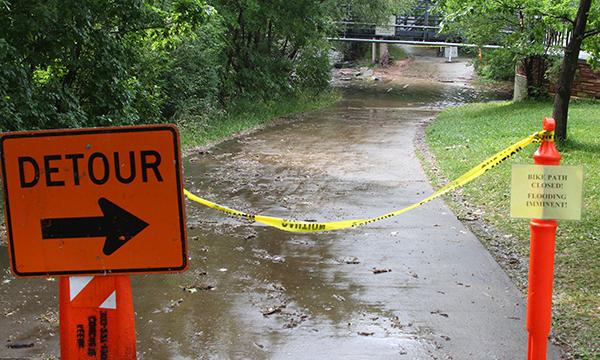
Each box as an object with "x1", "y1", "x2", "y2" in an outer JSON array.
[
  {"x1": 0, "y1": 125, "x2": 187, "y2": 276},
  {"x1": 59, "y1": 275, "x2": 136, "y2": 359}
]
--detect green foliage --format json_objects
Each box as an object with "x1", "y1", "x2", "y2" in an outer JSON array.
[
  {"x1": 334, "y1": 42, "x2": 407, "y2": 66},
  {"x1": 293, "y1": 43, "x2": 332, "y2": 91},
  {"x1": 439, "y1": 0, "x2": 600, "y2": 89},
  {"x1": 331, "y1": 0, "x2": 416, "y2": 61},
  {"x1": 336, "y1": 0, "x2": 417, "y2": 22},
  {"x1": 474, "y1": 49, "x2": 516, "y2": 81},
  {"x1": 387, "y1": 45, "x2": 408, "y2": 61},
  {"x1": 1, "y1": 0, "x2": 393, "y2": 133},
  {"x1": 162, "y1": 21, "x2": 224, "y2": 123},
  {"x1": 211, "y1": 0, "x2": 334, "y2": 99},
  {"x1": 440, "y1": 0, "x2": 545, "y2": 57},
  {"x1": 178, "y1": 90, "x2": 340, "y2": 147},
  {"x1": 335, "y1": 41, "x2": 371, "y2": 61},
  {"x1": 0, "y1": 0, "x2": 211, "y2": 131}
]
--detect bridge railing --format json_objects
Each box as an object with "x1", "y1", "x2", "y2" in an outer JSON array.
[{"x1": 334, "y1": 20, "x2": 452, "y2": 42}]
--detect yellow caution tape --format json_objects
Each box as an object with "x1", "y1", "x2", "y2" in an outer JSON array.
[{"x1": 184, "y1": 130, "x2": 552, "y2": 233}]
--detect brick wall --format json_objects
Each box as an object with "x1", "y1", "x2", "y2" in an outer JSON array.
[
  {"x1": 561, "y1": 61, "x2": 600, "y2": 98},
  {"x1": 518, "y1": 58, "x2": 600, "y2": 99}
]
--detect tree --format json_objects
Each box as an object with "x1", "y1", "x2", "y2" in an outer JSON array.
[
  {"x1": 552, "y1": 0, "x2": 598, "y2": 141},
  {"x1": 208, "y1": 0, "x2": 331, "y2": 100},
  {"x1": 439, "y1": 0, "x2": 600, "y2": 141},
  {"x1": 329, "y1": 0, "x2": 417, "y2": 22},
  {"x1": 1, "y1": 0, "x2": 414, "y2": 132},
  {"x1": 209, "y1": 0, "x2": 415, "y2": 101},
  {"x1": 440, "y1": 0, "x2": 551, "y2": 96},
  {"x1": 0, "y1": 0, "x2": 210, "y2": 131}
]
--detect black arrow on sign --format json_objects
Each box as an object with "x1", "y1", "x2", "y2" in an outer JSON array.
[{"x1": 41, "y1": 198, "x2": 149, "y2": 256}]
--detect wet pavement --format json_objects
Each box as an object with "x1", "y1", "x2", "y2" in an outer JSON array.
[{"x1": 0, "y1": 52, "x2": 563, "y2": 359}]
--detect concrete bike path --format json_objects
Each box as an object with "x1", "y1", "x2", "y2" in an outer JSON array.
[{"x1": 175, "y1": 91, "x2": 564, "y2": 359}]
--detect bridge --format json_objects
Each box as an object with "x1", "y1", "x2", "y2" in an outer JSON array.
[{"x1": 329, "y1": 0, "x2": 501, "y2": 54}]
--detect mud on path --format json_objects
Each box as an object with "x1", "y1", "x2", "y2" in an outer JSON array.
[{"x1": 1, "y1": 49, "x2": 562, "y2": 359}]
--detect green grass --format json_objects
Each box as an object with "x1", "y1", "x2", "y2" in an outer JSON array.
[
  {"x1": 425, "y1": 100, "x2": 600, "y2": 359},
  {"x1": 178, "y1": 91, "x2": 340, "y2": 148}
]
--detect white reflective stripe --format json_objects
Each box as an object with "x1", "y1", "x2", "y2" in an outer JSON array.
[
  {"x1": 99, "y1": 291, "x2": 117, "y2": 309},
  {"x1": 69, "y1": 276, "x2": 94, "y2": 301}
]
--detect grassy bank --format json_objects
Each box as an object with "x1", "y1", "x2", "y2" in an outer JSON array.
[
  {"x1": 425, "y1": 100, "x2": 599, "y2": 359},
  {"x1": 178, "y1": 91, "x2": 340, "y2": 149}
]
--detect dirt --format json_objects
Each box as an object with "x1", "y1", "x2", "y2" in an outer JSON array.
[{"x1": 332, "y1": 46, "x2": 477, "y2": 87}]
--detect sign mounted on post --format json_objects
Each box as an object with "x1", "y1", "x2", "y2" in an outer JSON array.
[
  {"x1": 510, "y1": 164, "x2": 584, "y2": 220},
  {"x1": 1, "y1": 125, "x2": 187, "y2": 277},
  {"x1": 444, "y1": 46, "x2": 458, "y2": 62},
  {"x1": 375, "y1": 15, "x2": 397, "y2": 37}
]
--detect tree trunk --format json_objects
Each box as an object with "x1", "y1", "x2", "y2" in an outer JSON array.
[
  {"x1": 552, "y1": 0, "x2": 592, "y2": 142},
  {"x1": 522, "y1": 57, "x2": 534, "y2": 97},
  {"x1": 520, "y1": 55, "x2": 547, "y2": 97}
]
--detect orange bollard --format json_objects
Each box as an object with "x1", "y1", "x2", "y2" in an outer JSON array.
[
  {"x1": 59, "y1": 275, "x2": 136, "y2": 359},
  {"x1": 526, "y1": 117, "x2": 561, "y2": 360}
]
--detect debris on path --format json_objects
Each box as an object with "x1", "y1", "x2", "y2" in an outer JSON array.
[{"x1": 372, "y1": 268, "x2": 392, "y2": 274}]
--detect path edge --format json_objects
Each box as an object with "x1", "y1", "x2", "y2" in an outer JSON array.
[{"x1": 413, "y1": 115, "x2": 570, "y2": 358}]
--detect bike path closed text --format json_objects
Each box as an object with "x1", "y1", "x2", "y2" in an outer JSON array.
[{"x1": 510, "y1": 164, "x2": 583, "y2": 220}]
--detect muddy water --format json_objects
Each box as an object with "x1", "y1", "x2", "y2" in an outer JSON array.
[
  {"x1": 0, "y1": 64, "x2": 517, "y2": 359},
  {"x1": 129, "y1": 81, "x2": 512, "y2": 359}
]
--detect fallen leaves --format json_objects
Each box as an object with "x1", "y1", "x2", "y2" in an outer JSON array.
[{"x1": 357, "y1": 331, "x2": 374, "y2": 336}]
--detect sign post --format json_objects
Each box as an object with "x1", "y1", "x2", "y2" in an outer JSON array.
[
  {"x1": 59, "y1": 276, "x2": 136, "y2": 359},
  {"x1": 1, "y1": 125, "x2": 188, "y2": 359},
  {"x1": 526, "y1": 118, "x2": 561, "y2": 360},
  {"x1": 510, "y1": 118, "x2": 563, "y2": 360},
  {"x1": 511, "y1": 118, "x2": 583, "y2": 359}
]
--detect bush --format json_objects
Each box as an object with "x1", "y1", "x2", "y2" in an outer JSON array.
[
  {"x1": 294, "y1": 45, "x2": 332, "y2": 91},
  {"x1": 474, "y1": 48, "x2": 516, "y2": 81},
  {"x1": 0, "y1": 0, "x2": 334, "y2": 133},
  {"x1": 163, "y1": 27, "x2": 224, "y2": 122},
  {"x1": 335, "y1": 42, "x2": 371, "y2": 61}
]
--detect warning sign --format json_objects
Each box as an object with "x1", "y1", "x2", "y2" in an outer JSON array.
[
  {"x1": 375, "y1": 15, "x2": 397, "y2": 36},
  {"x1": 510, "y1": 164, "x2": 584, "y2": 220},
  {"x1": 0, "y1": 125, "x2": 187, "y2": 276}
]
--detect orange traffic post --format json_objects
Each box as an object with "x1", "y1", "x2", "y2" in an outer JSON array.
[
  {"x1": 526, "y1": 117, "x2": 561, "y2": 360},
  {"x1": 59, "y1": 275, "x2": 136, "y2": 359}
]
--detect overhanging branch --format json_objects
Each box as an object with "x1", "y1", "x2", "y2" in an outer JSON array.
[{"x1": 583, "y1": 28, "x2": 600, "y2": 38}]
